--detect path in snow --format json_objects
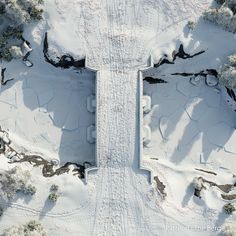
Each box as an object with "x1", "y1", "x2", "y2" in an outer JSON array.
[{"x1": 85, "y1": 1, "x2": 158, "y2": 234}]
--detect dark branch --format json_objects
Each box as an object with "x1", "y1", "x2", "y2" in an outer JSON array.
[
  {"x1": 1, "y1": 67, "x2": 14, "y2": 85},
  {"x1": 144, "y1": 76, "x2": 168, "y2": 84}
]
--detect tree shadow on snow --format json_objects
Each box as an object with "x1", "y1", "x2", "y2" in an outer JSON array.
[{"x1": 143, "y1": 17, "x2": 236, "y2": 164}]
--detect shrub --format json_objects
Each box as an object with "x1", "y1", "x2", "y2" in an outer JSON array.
[
  {"x1": 224, "y1": 203, "x2": 236, "y2": 214},
  {"x1": 48, "y1": 192, "x2": 59, "y2": 203},
  {"x1": 4, "y1": 220, "x2": 46, "y2": 236}
]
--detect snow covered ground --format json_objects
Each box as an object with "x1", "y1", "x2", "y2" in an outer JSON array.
[{"x1": 0, "y1": 0, "x2": 236, "y2": 235}]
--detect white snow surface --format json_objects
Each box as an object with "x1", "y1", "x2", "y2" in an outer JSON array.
[{"x1": 0, "y1": 0, "x2": 236, "y2": 235}]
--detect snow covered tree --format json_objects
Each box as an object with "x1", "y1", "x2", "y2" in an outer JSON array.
[
  {"x1": 222, "y1": 224, "x2": 236, "y2": 236},
  {"x1": 0, "y1": 0, "x2": 44, "y2": 61},
  {"x1": 192, "y1": 177, "x2": 204, "y2": 190},
  {"x1": 0, "y1": 0, "x2": 44, "y2": 26},
  {"x1": 219, "y1": 54, "x2": 236, "y2": 88},
  {"x1": 224, "y1": 203, "x2": 236, "y2": 214},
  {"x1": 48, "y1": 192, "x2": 59, "y2": 203},
  {"x1": 50, "y1": 184, "x2": 59, "y2": 192},
  {"x1": 22, "y1": 184, "x2": 37, "y2": 195},
  {"x1": 203, "y1": 0, "x2": 236, "y2": 33},
  {"x1": 0, "y1": 166, "x2": 33, "y2": 201},
  {"x1": 4, "y1": 220, "x2": 46, "y2": 236}
]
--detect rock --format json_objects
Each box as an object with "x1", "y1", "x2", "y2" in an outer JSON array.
[
  {"x1": 142, "y1": 95, "x2": 151, "y2": 114},
  {"x1": 9, "y1": 46, "x2": 23, "y2": 59},
  {"x1": 205, "y1": 74, "x2": 218, "y2": 87},
  {"x1": 194, "y1": 188, "x2": 201, "y2": 198},
  {"x1": 87, "y1": 95, "x2": 96, "y2": 113},
  {"x1": 51, "y1": 159, "x2": 59, "y2": 166},
  {"x1": 143, "y1": 125, "x2": 151, "y2": 146},
  {"x1": 189, "y1": 75, "x2": 203, "y2": 86},
  {"x1": 21, "y1": 41, "x2": 32, "y2": 55},
  {"x1": 23, "y1": 59, "x2": 33, "y2": 67},
  {"x1": 0, "y1": 131, "x2": 10, "y2": 144},
  {"x1": 87, "y1": 125, "x2": 96, "y2": 144}
]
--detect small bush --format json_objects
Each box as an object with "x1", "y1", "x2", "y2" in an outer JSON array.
[
  {"x1": 224, "y1": 203, "x2": 236, "y2": 214},
  {"x1": 4, "y1": 220, "x2": 46, "y2": 236},
  {"x1": 22, "y1": 184, "x2": 37, "y2": 195},
  {"x1": 48, "y1": 192, "x2": 59, "y2": 203},
  {"x1": 1, "y1": 0, "x2": 44, "y2": 26},
  {"x1": 50, "y1": 184, "x2": 59, "y2": 192}
]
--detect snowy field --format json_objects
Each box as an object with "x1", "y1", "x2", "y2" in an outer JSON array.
[{"x1": 0, "y1": 0, "x2": 236, "y2": 235}]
